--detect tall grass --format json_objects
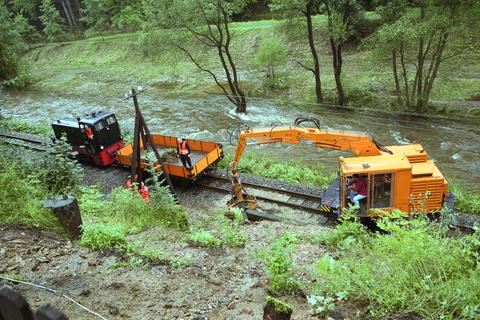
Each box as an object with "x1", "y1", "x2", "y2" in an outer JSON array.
[
  {"x1": 451, "y1": 183, "x2": 480, "y2": 215},
  {"x1": 0, "y1": 117, "x2": 51, "y2": 136},
  {"x1": 314, "y1": 216, "x2": 480, "y2": 319},
  {"x1": 0, "y1": 162, "x2": 63, "y2": 233},
  {"x1": 219, "y1": 152, "x2": 336, "y2": 189}
]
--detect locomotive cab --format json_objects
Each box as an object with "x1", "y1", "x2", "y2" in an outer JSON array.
[{"x1": 52, "y1": 111, "x2": 124, "y2": 166}]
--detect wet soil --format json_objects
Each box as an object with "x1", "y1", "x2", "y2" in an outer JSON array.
[{"x1": 0, "y1": 187, "x2": 332, "y2": 320}]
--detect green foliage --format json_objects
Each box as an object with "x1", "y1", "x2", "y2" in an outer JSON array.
[
  {"x1": 265, "y1": 296, "x2": 292, "y2": 314},
  {"x1": 39, "y1": 0, "x2": 65, "y2": 42},
  {"x1": 80, "y1": 222, "x2": 128, "y2": 250},
  {"x1": 77, "y1": 185, "x2": 110, "y2": 216},
  {"x1": 451, "y1": 183, "x2": 480, "y2": 215},
  {"x1": 0, "y1": 4, "x2": 29, "y2": 87},
  {"x1": 0, "y1": 118, "x2": 50, "y2": 136},
  {"x1": 0, "y1": 157, "x2": 62, "y2": 232},
  {"x1": 12, "y1": 14, "x2": 40, "y2": 44},
  {"x1": 262, "y1": 233, "x2": 300, "y2": 295},
  {"x1": 229, "y1": 207, "x2": 246, "y2": 225},
  {"x1": 314, "y1": 217, "x2": 480, "y2": 319},
  {"x1": 186, "y1": 230, "x2": 222, "y2": 248},
  {"x1": 220, "y1": 152, "x2": 336, "y2": 188},
  {"x1": 39, "y1": 136, "x2": 83, "y2": 195},
  {"x1": 111, "y1": 5, "x2": 143, "y2": 32},
  {"x1": 221, "y1": 223, "x2": 249, "y2": 248},
  {"x1": 307, "y1": 294, "x2": 345, "y2": 317},
  {"x1": 255, "y1": 35, "x2": 288, "y2": 79}
]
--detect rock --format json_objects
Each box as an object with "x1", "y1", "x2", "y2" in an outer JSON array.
[
  {"x1": 79, "y1": 289, "x2": 91, "y2": 297},
  {"x1": 242, "y1": 307, "x2": 253, "y2": 314}
]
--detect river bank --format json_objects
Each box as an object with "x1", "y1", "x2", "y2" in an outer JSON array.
[{"x1": 21, "y1": 16, "x2": 480, "y2": 119}]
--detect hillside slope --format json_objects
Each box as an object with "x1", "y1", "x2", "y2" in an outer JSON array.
[{"x1": 25, "y1": 17, "x2": 480, "y2": 117}]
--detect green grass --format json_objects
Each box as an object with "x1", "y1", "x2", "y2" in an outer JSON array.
[
  {"x1": 451, "y1": 183, "x2": 480, "y2": 215},
  {"x1": 0, "y1": 117, "x2": 51, "y2": 136},
  {"x1": 219, "y1": 152, "x2": 336, "y2": 189},
  {"x1": 313, "y1": 216, "x2": 480, "y2": 319},
  {"x1": 186, "y1": 230, "x2": 222, "y2": 248},
  {"x1": 260, "y1": 233, "x2": 300, "y2": 296}
]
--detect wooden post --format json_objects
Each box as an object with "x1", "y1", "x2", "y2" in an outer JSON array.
[
  {"x1": 263, "y1": 297, "x2": 292, "y2": 320},
  {"x1": 128, "y1": 88, "x2": 177, "y2": 200},
  {"x1": 43, "y1": 196, "x2": 82, "y2": 239}
]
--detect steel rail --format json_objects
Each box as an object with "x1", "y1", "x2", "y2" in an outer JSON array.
[
  {"x1": 196, "y1": 179, "x2": 328, "y2": 214},
  {"x1": 204, "y1": 174, "x2": 323, "y2": 201}
]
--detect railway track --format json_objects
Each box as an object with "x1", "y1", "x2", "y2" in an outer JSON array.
[
  {"x1": 1, "y1": 130, "x2": 478, "y2": 231},
  {"x1": 197, "y1": 174, "x2": 334, "y2": 216},
  {"x1": 0, "y1": 131, "x2": 51, "y2": 151}
]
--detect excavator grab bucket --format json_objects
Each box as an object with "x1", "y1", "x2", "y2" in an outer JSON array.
[{"x1": 227, "y1": 183, "x2": 258, "y2": 209}]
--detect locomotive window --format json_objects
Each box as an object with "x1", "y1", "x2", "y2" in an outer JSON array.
[
  {"x1": 95, "y1": 121, "x2": 105, "y2": 131},
  {"x1": 106, "y1": 116, "x2": 116, "y2": 125}
]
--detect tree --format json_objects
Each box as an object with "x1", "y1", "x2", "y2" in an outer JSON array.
[
  {"x1": 144, "y1": 0, "x2": 249, "y2": 113},
  {"x1": 255, "y1": 36, "x2": 288, "y2": 79},
  {"x1": 373, "y1": 0, "x2": 480, "y2": 112},
  {"x1": 39, "y1": 0, "x2": 65, "y2": 41},
  {"x1": 0, "y1": 4, "x2": 28, "y2": 86},
  {"x1": 270, "y1": 0, "x2": 324, "y2": 103},
  {"x1": 321, "y1": 0, "x2": 362, "y2": 105}
]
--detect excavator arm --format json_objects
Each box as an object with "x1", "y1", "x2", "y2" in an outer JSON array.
[{"x1": 228, "y1": 119, "x2": 392, "y2": 209}]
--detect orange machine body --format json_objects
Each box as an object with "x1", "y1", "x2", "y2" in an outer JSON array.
[
  {"x1": 229, "y1": 125, "x2": 448, "y2": 215},
  {"x1": 116, "y1": 134, "x2": 224, "y2": 180}
]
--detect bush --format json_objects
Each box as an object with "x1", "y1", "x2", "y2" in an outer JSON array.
[
  {"x1": 314, "y1": 217, "x2": 480, "y2": 319},
  {"x1": 39, "y1": 136, "x2": 83, "y2": 195},
  {"x1": 109, "y1": 186, "x2": 188, "y2": 231},
  {"x1": 262, "y1": 233, "x2": 300, "y2": 295},
  {"x1": 221, "y1": 224, "x2": 249, "y2": 248},
  {"x1": 0, "y1": 157, "x2": 62, "y2": 232},
  {"x1": 255, "y1": 36, "x2": 288, "y2": 79},
  {"x1": 186, "y1": 230, "x2": 222, "y2": 248},
  {"x1": 80, "y1": 222, "x2": 128, "y2": 250}
]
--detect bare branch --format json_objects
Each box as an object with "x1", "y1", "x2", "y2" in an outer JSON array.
[
  {"x1": 174, "y1": 43, "x2": 236, "y2": 105},
  {"x1": 297, "y1": 61, "x2": 315, "y2": 73}
]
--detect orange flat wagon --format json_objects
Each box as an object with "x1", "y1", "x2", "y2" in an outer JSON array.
[{"x1": 115, "y1": 134, "x2": 224, "y2": 180}]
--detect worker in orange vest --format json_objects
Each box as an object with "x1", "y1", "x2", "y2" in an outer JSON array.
[
  {"x1": 140, "y1": 183, "x2": 149, "y2": 201},
  {"x1": 125, "y1": 175, "x2": 149, "y2": 201},
  {"x1": 177, "y1": 137, "x2": 192, "y2": 169},
  {"x1": 84, "y1": 125, "x2": 95, "y2": 152}
]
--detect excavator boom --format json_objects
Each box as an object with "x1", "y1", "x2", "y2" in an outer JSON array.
[{"x1": 228, "y1": 120, "x2": 392, "y2": 209}]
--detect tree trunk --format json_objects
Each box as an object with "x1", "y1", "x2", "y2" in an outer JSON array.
[
  {"x1": 305, "y1": 2, "x2": 323, "y2": 103},
  {"x1": 399, "y1": 41, "x2": 410, "y2": 107},
  {"x1": 60, "y1": 1, "x2": 73, "y2": 28},
  {"x1": 392, "y1": 49, "x2": 402, "y2": 105},
  {"x1": 331, "y1": 40, "x2": 346, "y2": 105},
  {"x1": 65, "y1": 0, "x2": 76, "y2": 27},
  {"x1": 414, "y1": 5, "x2": 426, "y2": 112}
]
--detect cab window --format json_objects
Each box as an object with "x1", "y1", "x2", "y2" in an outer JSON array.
[
  {"x1": 370, "y1": 173, "x2": 393, "y2": 208},
  {"x1": 95, "y1": 121, "x2": 105, "y2": 132},
  {"x1": 106, "y1": 116, "x2": 116, "y2": 125}
]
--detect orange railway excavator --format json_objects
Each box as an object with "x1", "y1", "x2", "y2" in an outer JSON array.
[{"x1": 228, "y1": 118, "x2": 448, "y2": 217}]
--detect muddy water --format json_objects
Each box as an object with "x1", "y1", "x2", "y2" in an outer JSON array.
[{"x1": 1, "y1": 90, "x2": 479, "y2": 191}]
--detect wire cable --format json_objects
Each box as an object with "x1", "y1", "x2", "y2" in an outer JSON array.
[{"x1": 0, "y1": 275, "x2": 108, "y2": 320}]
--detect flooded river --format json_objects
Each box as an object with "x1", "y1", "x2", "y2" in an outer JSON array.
[{"x1": 1, "y1": 90, "x2": 479, "y2": 191}]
